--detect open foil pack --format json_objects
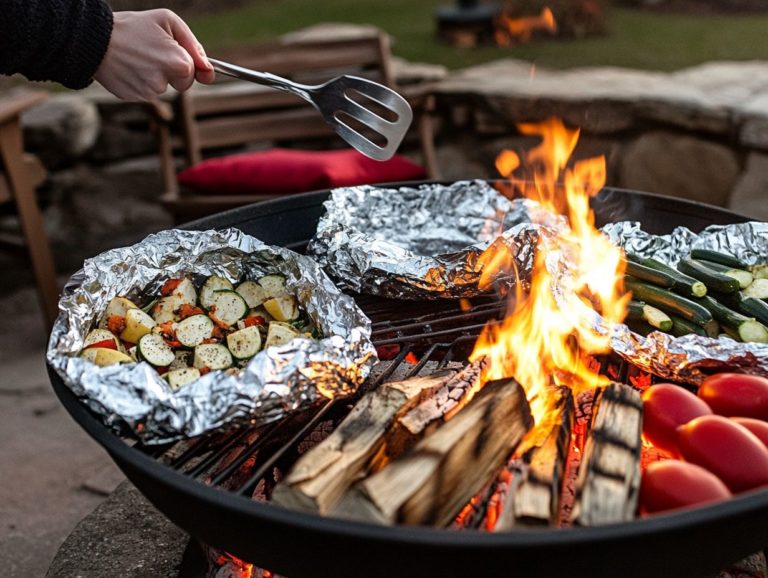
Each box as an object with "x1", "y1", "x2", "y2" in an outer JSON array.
[
  {"x1": 604, "y1": 221, "x2": 768, "y2": 385},
  {"x1": 308, "y1": 180, "x2": 559, "y2": 299},
  {"x1": 47, "y1": 229, "x2": 376, "y2": 444}
]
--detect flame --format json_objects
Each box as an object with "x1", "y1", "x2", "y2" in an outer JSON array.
[
  {"x1": 495, "y1": 7, "x2": 557, "y2": 46},
  {"x1": 470, "y1": 118, "x2": 628, "y2": 424}
]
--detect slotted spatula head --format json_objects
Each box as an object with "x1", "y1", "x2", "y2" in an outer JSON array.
[
  {"x1": 310, "y1": 75, "x2": 414, "y2": 161},
  {"x1": 208, "y1": 58, "x2": 413, "y2": 161}
]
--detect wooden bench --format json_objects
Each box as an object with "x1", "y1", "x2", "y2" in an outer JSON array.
[
  {"x1": 148, "y1": 33, "x2": 439, "y2": 222},
  {"x1": 0, "y1": 91, "x2": 57, "y2": 329}
]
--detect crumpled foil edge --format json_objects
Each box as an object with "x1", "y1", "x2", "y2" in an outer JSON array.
[{"x1": 46, "y1": 228, "x2": 377, "y2": 444}]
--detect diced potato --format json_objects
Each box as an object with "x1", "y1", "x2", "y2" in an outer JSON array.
[
  {"x1": 120, "y1": 308, "x2": 157, "y2": 343},
  {"x1": 263, "y1": 295, "x2": 299, "y2": 322},
  {"x1": 82, "y1": 328, "x2": 120, "y2": 350},
  {"x1": 165, "y1": 367, "x2": 201, "y2": 389},
  {"x1": 264, "y1": 321, "x2": 301, "y2": 348},
  {"x1": 99, "y1": 296, "x2": 139, "y2": 328},
  {"x1": 80, "y1": 347, "x2": 134, "y2": 366}
]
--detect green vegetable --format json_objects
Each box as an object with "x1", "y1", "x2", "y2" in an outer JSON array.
[
  {"x1": 696, "y1": 259, "x2": 753, "y2": 289},
  {"x1": 690, "y1": 249, "x2": 749, "y2": 270},
  {"x1": 668, "y1": 315, "x2": 708, "y2": 338},
  {"x1": 699, "y1": 296, "x2": 768, "y2": 343},
  {"x1": 677, "y1": 259, "x2": 740, "y2": 294},
  {"x1": 624, "y1": 279, "x2": 713, "y2": 326},
  {"x1": 627, "y1": 300, "x2": 673, "y2": 331},
  {"x1": 625, "y1": 261, "x2": 675, "y2": 288},
  {"x1": 632, "y1": 256, "x2": 707, "y2": 298}
]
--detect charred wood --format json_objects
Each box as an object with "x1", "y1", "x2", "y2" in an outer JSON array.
[
  {"x1": 572, "y1": 382, "x2": 643, "y2": 526},
  {"x1": 334, "y1": 377, "x2": 533, "y2": 527},
  {"x1": 495, "y1": 387, "x2": 574, "y2": 529},
  {"x1": 271, "y1": 370, "x2": 456, "y2": 514}
]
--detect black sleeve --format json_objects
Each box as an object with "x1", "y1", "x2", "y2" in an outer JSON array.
[{"x1": 0, "y1": 0, "x2": 114, "y2": 89}]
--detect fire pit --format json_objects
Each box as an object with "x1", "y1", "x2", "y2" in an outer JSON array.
[{"x1": 47, "y1": 182, "x2": 768, "y2": 578}]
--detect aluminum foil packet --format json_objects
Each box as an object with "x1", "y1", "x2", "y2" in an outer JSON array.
[
  {"x1": 47, "y1": 228, "x2": 377, "y2": 444},
  {"x1": 308, "y1": 180, "x2": 558, "y2": 299},
  {"x1": 602, "y1": 220, "x2": 768, "y2": 385}
]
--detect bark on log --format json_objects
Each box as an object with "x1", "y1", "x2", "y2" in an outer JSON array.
[
  {"x1": 334, "y1": 377, "x2": 533, "y2": 527},
  {"x1": 495, "y1": 387, "x2": 574, "y2": 529},
  {"x1": 572, "y1": 382, "x2": 643, "y2": 526},
  {"x1": 271, "y1": 370, "x2": 456, "y2": 514}
]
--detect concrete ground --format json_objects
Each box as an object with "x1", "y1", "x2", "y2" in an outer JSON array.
[{"x1": 0, "y1": 277, "x2": 125, "y2": 578}]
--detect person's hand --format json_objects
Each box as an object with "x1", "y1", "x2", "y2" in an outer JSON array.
[{"x1": 94, "y1": 9, "x2": 216, "y2": 101}]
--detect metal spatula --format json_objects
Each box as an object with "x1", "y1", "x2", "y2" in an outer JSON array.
[{"x1": 208, "y1": 58, "x2": 413, "y2": 161}]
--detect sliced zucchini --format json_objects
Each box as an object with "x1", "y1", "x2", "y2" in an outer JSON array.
[
  {"x1": 696, "y1": 259, "x2": 753, "y2": 289},
  {"x1": 749, "y1": 263, "x2": 768, "y2": 280},
  {"x1": 635, "y1": 257, "x2": 707, "y2": 298},
  {"x1": 193, "y1": 343, "x2": 233, "y2": 370},
  {"x1": 677, "y1": 259, "x2": 740, "y2": 294},
  {"x1": 226, "y1": 326, "x2": 263, "y2": 359},
  {"x1": 624, "y1": 280, "x2": 713, "y2": 326},
  {"x1": 264, "y1": 321, "x2": 301, "y2": 348},
  {"x1": 175, "y1": 314, "x2": 214, "y2": 347},
  {"x1": 120, "y1": 308, "x2": 157, "y2": 343},
  {"x1": 138, "y1": 333, "x2": 176, "y2": 367},
  {"x1": 624, "y1": 261, "x2": 675, "y2": 288},
  {"x1": 80, "y1": 347, "x2": 134, "y2": 366},
  {"x1": 690, "y1": 249, "x2": 749, "y2": 270},
  {"x1": 668, "y1": 314, "x2": 708, "y2": 338},
  {"x1": 165, "y1": 367, "x2": 201, "y2": 389},
  {"x1": 743, "y1": 278, "x2": 768, "y2": 300},
  {"x1": 263, "y1": 295, "x2": 300, "y2": 322},
  {"x1": 627, "y1": 300, "x2": 672, "y2": 332},
  {"x1": 699, "y1": 295, "x2": 768, "y2": 343},
  {"x1": 82, "y1": 328, "x2": 120, "y2": 350},
  {"x1": 99, "y1": 296, "x2": 140, "y2": 328},
  {"x1": 169, "y1": 350, "x2": 192, "y2": 370},
  {"x1": 199, "y1": 275, "x2": 234, "y2": 309},
  {"x1": 737, "y1": 296, "x2": 768, "y2": 326},
  {"x1": 236, "y1": 280, "x2": 267, "y2": 308},
  {"x1": 208, "y1": 290, "x2": 248, "y2": 327},
  {"x1": 258, "y1": 274, "x2": 288, "y2": 300}
]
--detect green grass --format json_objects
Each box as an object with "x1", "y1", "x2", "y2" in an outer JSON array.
[{"x1": 188, "y1": 2, "x2": 768, "y2": 72}]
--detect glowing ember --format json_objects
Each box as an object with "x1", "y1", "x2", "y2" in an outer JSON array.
[
  {"x1": 470, "y1": 118, "x2": 628, "y2": 425},
  {"x1": 495, "y1": 7, "x2": 557, "y2": 46}
]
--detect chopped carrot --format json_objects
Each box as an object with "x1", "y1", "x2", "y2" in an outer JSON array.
[
  {"x1": 177, "y1": 304, "x2": 205, "y2": 319},
  {"x1": 209, "y1": 313, "x2": 231, "y2": 331},
  {"x1": 157, "y1": 321, "x2": 176, "y2": 336},
  {"x1": 107, "y1": 315, "x2": 126, "y2": 335},
  {"x1": 160, "y1": 278, "x2": 182, "y2": 296},
  {"x1": 199, "y1": 367, "x2": 212, "y2": 375}
]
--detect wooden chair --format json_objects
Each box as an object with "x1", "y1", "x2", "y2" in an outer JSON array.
[
  {"x1": 0, "y1": 91, "x2": 57, "y2": 329},
  {"x1": 148, "y1": 33, "x2": 439, "y2": 222}
]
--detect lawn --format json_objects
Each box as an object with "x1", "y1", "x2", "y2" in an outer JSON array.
[{"x1": 189, "y1": 1, "x2": 768, "y2": 72}]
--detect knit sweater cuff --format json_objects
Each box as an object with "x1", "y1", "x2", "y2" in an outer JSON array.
[{"x1": 61, "y1": 1, "x2": 114, "y2": 89}]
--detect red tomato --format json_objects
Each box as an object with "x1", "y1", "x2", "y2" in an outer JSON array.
[
  {"x1": 697, "y1": 373, "x2": 768, "y2": 421},
  {"x1": 639, "y1": 460, "x2": 731, "y2": 515},
  {"x1": 677, "y1": 415, "x2": 768, "y2": 493},
  {"x1": 642, "y1": 383, "x2": 713, "y2": 455},
  {"x1": 731, "y1": 417, "x2": 768, "y2": 449}
]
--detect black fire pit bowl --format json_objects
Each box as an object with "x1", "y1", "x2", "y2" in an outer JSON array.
[{"x1": 48, "y1": 184, "x2": 768, "y2": 578}]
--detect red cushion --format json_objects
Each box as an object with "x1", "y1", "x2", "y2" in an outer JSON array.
[{"x1": 177, "y1": 148, "x2": 427, "y2": 195}]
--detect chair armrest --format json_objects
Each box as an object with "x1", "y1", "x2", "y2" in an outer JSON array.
[{"x1": 0, "y1": 91, "x2": 48, "y2": 125}]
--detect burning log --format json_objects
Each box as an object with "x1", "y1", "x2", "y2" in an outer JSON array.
[
  {"x1": 572, "y1": 382, "x2": 643, "y2": 526},
  {"x1": 495, "y1": 387, "x2": 574, "y2": 529},
  {"x1": 334, "y1": 377, "x2": 533, "y2": 527},
  {"x1": 271, "y1": 370, "x2": 456, "y2": 514}
]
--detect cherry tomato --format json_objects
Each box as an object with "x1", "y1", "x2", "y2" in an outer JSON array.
[
  {"x1": 731, "y1": 417, "x2": 768, "y2": 449},
  {"x1": 677, "y1": 415, "x2": 768, "y2": 493},
  {"x1": 639, "y1": 460, "x2": 731, "y2": 515},
  {"x1": 642, "y1": 383, "x2": 712, "y2": 455},
  {"x1": 697, "y1": 373, "x2": 768, "y2": 421}
]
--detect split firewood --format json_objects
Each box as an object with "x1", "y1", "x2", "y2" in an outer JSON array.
[
  {"x1": 270, "y1": 370, "x2": 456, "y2": 514},
  {"x1": 383, "y1": 358, "x2": 487, "y2": 459},
  {"x1": 495, "y1": 387, "x2": 574, "y2": 529},
  {"x1": 334, "y1": 377, "x2": 533, "y2": 527},
  {"x1": 571, "y1": 382, "x2": 643, "y2": 526}
]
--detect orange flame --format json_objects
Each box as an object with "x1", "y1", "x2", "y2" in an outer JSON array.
[
  {"x1": 471, "y1": 118, "x2": 628, "y2": 424},
  {"x1": 495, "y1": 7, "x2": 557, "y2": 46}
]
